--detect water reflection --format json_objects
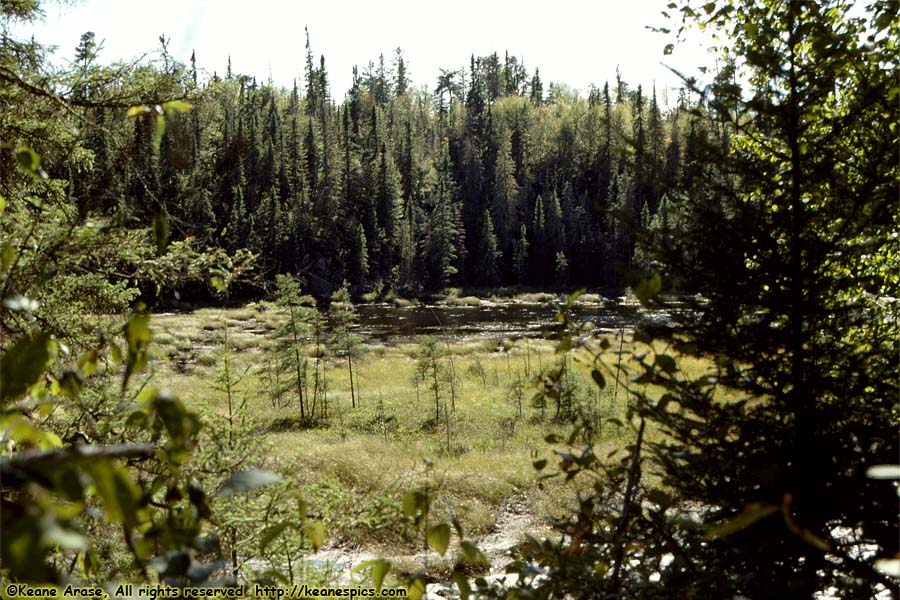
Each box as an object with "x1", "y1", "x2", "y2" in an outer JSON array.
[{"x1": 353, "y1": 302, "x2": 634, "y2": 343}]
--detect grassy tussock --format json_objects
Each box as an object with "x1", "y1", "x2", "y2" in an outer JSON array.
[{"x1": 442, "y1": 295, "x2": 483, "y2": 307}]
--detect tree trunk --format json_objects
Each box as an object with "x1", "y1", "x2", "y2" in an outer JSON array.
[
  {"x1": 289, "y1": 305, "x2": 305, "y2": 419},
  {"x1": 347, "y1": 340, "x2": 356, "y2": 409},
  {"x1": 431, "y1": 353, "x2": 440, "y2": 422}
]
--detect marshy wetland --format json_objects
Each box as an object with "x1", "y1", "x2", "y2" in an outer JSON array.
[{"x1": 145, "y1": 293, "x2": 694, "y2": 587}]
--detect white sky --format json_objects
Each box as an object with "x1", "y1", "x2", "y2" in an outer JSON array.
[{"x1": 16, "y1": 0, "x2": 714, "y2": 102}]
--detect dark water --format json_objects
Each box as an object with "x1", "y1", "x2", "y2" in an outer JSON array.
[{"x1": 353, "y1": 302, "x2": 635, "y2": 342}]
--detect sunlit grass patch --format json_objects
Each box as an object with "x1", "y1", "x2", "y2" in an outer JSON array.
[
  {"x1": 451, "y1": 339, "x2": 498, "y2": 356},
  {"x1": 514, "y1": 292, "x2": 557, "y2": 304},
  {"x1": 442, "y1": 295, "x2": 482, "y2": 307},
  {"x1": 154, "y1": 332, "x2": 176, "y2": 347},
  {"x1": 392, "y1": 297, "x2": 418, "y2": 308},
  {"x1": 226, "y1": 307, "x2": 257, "y2": 321},
  {"x1": 226, "y1": 330, "x2": 265, "y2": 352},
  {"x1": 574, "y1": 292, "x2": 606, "y2": 305},
  {"x1": 196, "y1": 351, "x2": 217, "y2": 367}
]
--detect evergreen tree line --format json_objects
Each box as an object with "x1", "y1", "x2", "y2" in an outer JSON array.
[{"x1": 69, "y1": 33, "x2": 710, "y2": 297}]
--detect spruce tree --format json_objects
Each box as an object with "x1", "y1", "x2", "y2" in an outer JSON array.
[
  {"x1": 513, "y1": 224, "x2": 529, "y2": 285},
  {"x1": 273, "y1": 274, "x2": 310, "y2": 420},
  {"x1": 553, "y1": 251, "x2": 568, "y2": 286},
  {"x1": 351, "y1": 224, "x2": 369, "y2": 287},
  {"x1": 530, "y1": 68, "x2": 543, "y2": 105},
  {"x1": 637, "y1": 1, "x2": 898, "y2": 596},
  {"x1": 544, "y1": 191, "x2": 565, "y2": 267},
  {"x1": 329, "y1": 284, "x2": 362, "y2": 408},
  {"x1": 529, "y1": 195, "x2": 547, "y2": 283},
  {"x1": 393, "y1": 47, "x2": 409, "y2": 97},
  {"x1": 426, "y1": 143, "x2": 462, "y2": 289},
  {"x1": 476, "y1": 209, "x2": 500, "y2": 287},
  {"x1": 490, "y1": 126, "x2": 519, "y2": 259},
  {"x1": 304, "y1": 27, "x2": 317, "y2": 116}
]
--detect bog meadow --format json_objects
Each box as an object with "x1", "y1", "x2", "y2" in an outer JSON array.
[{"x1": 1, "y1": 1, "x2": 898, "y2": 598}]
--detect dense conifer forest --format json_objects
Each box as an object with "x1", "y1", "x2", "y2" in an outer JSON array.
[{"x1": 8, "y1": 26, "x2": 700, "y2": 299}]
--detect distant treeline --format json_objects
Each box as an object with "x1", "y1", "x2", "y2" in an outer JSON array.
[{"x1": 55, "y1": 32, "x2": 715, "y2": 297}]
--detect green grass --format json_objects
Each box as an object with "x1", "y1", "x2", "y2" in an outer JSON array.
[{"x1": 144, "y1": 305, "x2": 717, "y2": 562}]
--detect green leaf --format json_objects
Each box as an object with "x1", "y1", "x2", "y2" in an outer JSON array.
[
  {"x1": 126, "y1": 105, "x2": 149, "y2": 117},
  {"x1": 154, "y1": 114, "x2": 166, "y2": 153},
  {"x1": 125, "y1": 410, "x2": 148, "y2": 429},
  {"x1": 451, "y1": 570, "x2": 472, "y2": 600},
  {"x1": 655, "y1": 354, "x2": 677, "y2": 374},
  {"x1": 406, "y1": 574, "x2": 426, "y2": 600},
  {"x1": 56, "y1": 369, "x2": 84, "y2": 399},
  {"x1": 88, "y1": 462, "x2": 142, "y2": 529},
  {"x1": 135, "y1": 385, "x2": 157, "y2": 404},
  {"x1": 402, "y1": 490, "x2": 427, "y2": 520},
  {"x1": 450, "y1": 516, "x2": 464, "y2": 538},
  {"x1": 78, "y1": 350, "x2": 100, "y2": 377},
  {"x1": 163, "y1": 100, "x2": 192, "y2": 114},
  {"x1": 123, "y1": 312, "x2": 152, "y2": 391},
  {"x1": 125, "y1": 313, "x2": 151, "y2": 350},
  {"x1": 297, "y1": 498, "x2": 308, "y2": 521},
  {"x1": 664, "y1": 43, "x2": 675, "y2": 55},
  {"x1": 4, "y1": 415, "x2": 58, "y2": 448},
  {"x1": 110, "y1": 344, "x2": 123, "y2": 366},
  {"x1": 591, "y1": 369, "x2": 606, "y2": 389},
  {"x1": 15, "y1": 146, "x2": 39, "y2": 172},
  {"x1": 460, "y1": 540, "x2": 487, "y2": 565},
  {"x1": 216, "y1": 469, "x2": 282, "y2": 497},
  {"x1": 352, "y1": 560, "x2": 391, "y2": 592},
  {"x1": 1, "y1": 242, "x2": 14, "y2": 272},
  {"x1": 427, "y1": 523, "x2": 451, "y2": 556},
  {"x1": 40, "y1": 520, "x2": 86, "y2": 551},
  {"x1": 566, "y1": 425, "x2": 583, "y2": 445},
  {"x1": 153, "y1": 212, "x2": 170, "y2": 255},
  {"x1": 259, "y1": 522, "x2": 290, "y2": 552},
  {"x1": 565, "y1": 288, "x2": 586, "y2": 308},
  {"x1": 1, "y1": 335, "x2": 50, "y2": 402},
  {"x1": 635, "y1": 273, "x2": 662, "y2": 305},
  {"x1": 305, "y1": 521, "x2": 326, "y2": 551},
  {"x1": 866, "y1": 465, "x2": 900, "y2": 479},
  {"x1": 705, "y1": 502, "x2": 778, "y2": 539},
  {"x1": 210, "y1": 275, "x2": 227, "y2": 293}
]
